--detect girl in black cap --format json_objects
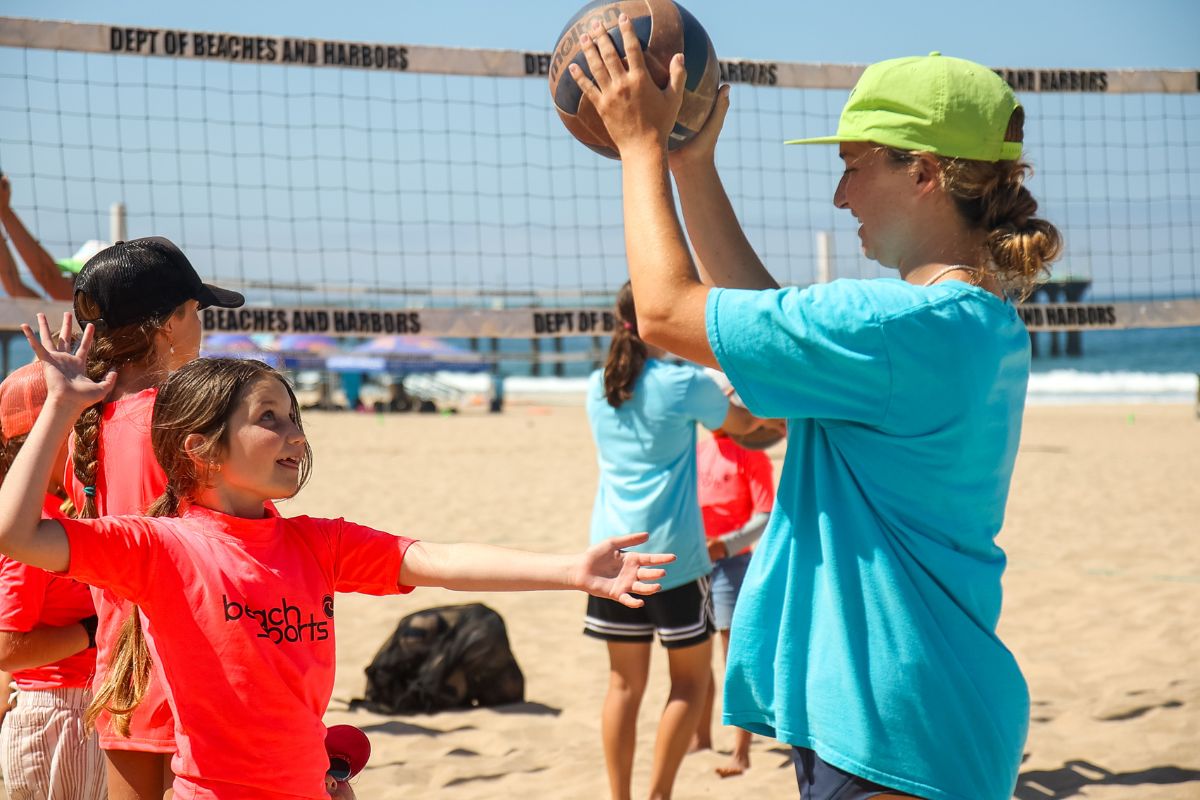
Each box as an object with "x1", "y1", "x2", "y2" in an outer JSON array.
[{"x1": 64, "y1": 237, "x2": 243, "y2": 800}]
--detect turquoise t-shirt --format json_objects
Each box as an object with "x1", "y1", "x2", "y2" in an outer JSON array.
[
  {"x1": 707, "y1": 279, "x2": 1030, "y2": 800},
  {"x1": 586, "y1": 359, "x2": 729, "y2": 592}
]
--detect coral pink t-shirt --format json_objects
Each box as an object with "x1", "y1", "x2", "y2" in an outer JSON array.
[
  {"x1": 697, "y1": 433, "x2": 775, "y2": 553},
  {"x1": 59, "y1": 504, "x2": 415, "y2": 800},
  {"x1": 65, "y1": 386, "x2": 176, "y2": 750},
  {"x1": 0, "y1": 495, "x2": 96, "y2": 691}
]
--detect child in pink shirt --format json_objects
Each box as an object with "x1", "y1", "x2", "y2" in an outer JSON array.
[
  {"x1": 0, "y1": 314, "x2": 674, "y2": 800},
  {"x1": 66, "y1": 235, "x2": 246, "y2": 799},
  {"x1": 0, "y1": 362, "x2": 104, "y2": 799}
]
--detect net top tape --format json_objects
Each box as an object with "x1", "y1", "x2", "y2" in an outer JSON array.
[
  {"x1": 4, "y1": 297, "x2": 1197, "y2": 336},
  {"x1": 1, "y1": 16, "x2": 1196, "y2": 94}
]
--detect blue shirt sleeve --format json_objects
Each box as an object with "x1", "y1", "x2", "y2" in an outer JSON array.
[
  {"x1": 682, "y1": 367, "x2": 730, "y2": 431},
  {"x1": 705, "y1": 283, "x2": 893, "y2": 423}
]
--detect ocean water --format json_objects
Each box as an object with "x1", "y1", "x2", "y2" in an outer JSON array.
[
  {"x1": 434, "y1": 326, "x2": 1200, "y2": 406},
  {"x1": 2, "y1": 326, "x2": 1197, "y2": 405},
  {"x1": 1025, "y1": 326, "x2": 1199, "y2": 404}
]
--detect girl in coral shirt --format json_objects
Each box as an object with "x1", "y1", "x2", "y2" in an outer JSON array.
[
  {"x1": 0, "y1": 314, "x2": 673, "y2": 800},
  {"x1": 66, "y1": 235, "x2": 245, "y2": 800}
]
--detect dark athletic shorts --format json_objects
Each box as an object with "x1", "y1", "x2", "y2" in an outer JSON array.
[
  {"x1": 583, "y1": 575, "x2": 714, "y2": 649},
  {"x1": 792, "y1": 747, "x2": 917, "y2": 799}
]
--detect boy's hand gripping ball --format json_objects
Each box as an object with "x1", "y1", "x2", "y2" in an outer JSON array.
[{"x1": 549, "y1": 0, "x2": 719, "y2": 159}]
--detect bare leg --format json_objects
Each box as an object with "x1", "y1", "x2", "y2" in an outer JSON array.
[
  {"x1": 647, "y1": 638, "x2": 712, "y2": 800},
  {"x1": 104, "y1": 750, "x2": 174, "y2": 800},
  {"x1": 688, "y1": 665, "x2": 714, "y2": 752},
  {"x1": 714, "y1": 629, "x2": 752, "y2": 778},
  {"x1": 602, "y1": 641, "x2": 651, "y2": 800}
]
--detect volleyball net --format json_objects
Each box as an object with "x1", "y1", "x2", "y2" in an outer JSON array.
[{"x1": 0, "y1": 16, "x2": 1197, "y2": 338}]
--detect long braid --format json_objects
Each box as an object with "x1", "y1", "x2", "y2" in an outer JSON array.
[
  {"x1": 73, "y1": 294, "x2": 172, "y2": 735},
  {"x1": 70, "y1": 297, "x2": 166, "y2": 521}
]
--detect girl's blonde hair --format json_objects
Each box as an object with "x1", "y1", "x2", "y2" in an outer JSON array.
[{"x1": 85, "y1": 357, "x2": 313, "y2": 735}]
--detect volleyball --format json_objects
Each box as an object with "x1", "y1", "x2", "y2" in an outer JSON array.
[{"x1": 548, "y1": 0, "x2": 720, "y2": 159}]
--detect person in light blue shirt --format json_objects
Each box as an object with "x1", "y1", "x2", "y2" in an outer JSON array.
[
  {"x1": 584, "y1": 280, "x2": 769, "y2": 800},
  {"x1": 569, "y1": 30, "x2": 1061, "y2": 800}
]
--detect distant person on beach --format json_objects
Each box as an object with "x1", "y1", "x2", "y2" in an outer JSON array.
[
  {"x1": 573, "y1": 24, "x2": 1060, "y2": 799},
  {"x1": 0, "y1": 175, "x2": 75, "y2": 301},
  {"x1": 691, "y1": 418, "x2": 774, "y2": 778},
  {"x1": 0, "y1": 319, "x2": 677, "y2": 799},
  {"x1": 584, "y1": 281, "x2": 772, "y2": 800},
  {"x1": 0, "y1": 362, "x2": 105, "y2": 800}
]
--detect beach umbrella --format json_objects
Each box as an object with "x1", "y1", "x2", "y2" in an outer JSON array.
[
  {"x1": 351, "y1": 335, "x2": 486, "y2": 373},
  {"x1": 324, "y1": 354, "x2": 389, "y2": 374},
  {"x1": 272, "y1": 334, "x2": 340, "y2": 370},
  {"x1": 274, "y1": 334, "x2": 339, "y2": 353},
  {"x1": 200, "y1": 333, "x2": 283, "y2": 368},
  {"x1": 201, "y1": 333, "x2": 261, "y2": 353}
]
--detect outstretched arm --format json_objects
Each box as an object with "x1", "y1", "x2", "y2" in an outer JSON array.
[
  {"x1": 399, "y1": 531, "x2": 675, "y2": 609},
  {"x1": 0, "y1": 314, "x2": 115, "y2": 572},
  {"x1": 0, "y1": 237, "x2": 40, "y2": 299},
  {"x1": 668, "y1": 87, "x2": 779, "y2": 291},
  {"x1": 0, "y1": 177, "x2": 75, "y2": 302},
  {"x1": 717, "y1": 403, "x2": 787, "y2": 438},
  {"x1": 0, "y1": 622, "x2": 91, "y2": 672}
]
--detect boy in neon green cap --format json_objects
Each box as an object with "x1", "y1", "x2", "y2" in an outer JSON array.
[
  {"x1": 569, "y1": 24, "x2": 1061, "y2": 800},
  {"x1": 787, "y1": 52, "x2": 1024, "y2": 162}
]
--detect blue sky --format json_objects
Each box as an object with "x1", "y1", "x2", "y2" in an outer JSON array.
[
  {"x1": 0, "y1": 1, "x2": 1196, "y2": 307},
  {"x1": 4, "y1": 0, "x2": 1198, "y2": 69}
]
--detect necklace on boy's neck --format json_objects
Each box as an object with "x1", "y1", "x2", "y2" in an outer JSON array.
[{"x1": 922, "y1": 264, "x2": 982, "y2": 287}]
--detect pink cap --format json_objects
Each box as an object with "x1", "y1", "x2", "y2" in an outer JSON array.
[
  {"x1": 0, "y1": 363, "x2": 48, "y2": 440},
  {"x1": 325, "y1": 724, "x2": 371, "y2": 779}
]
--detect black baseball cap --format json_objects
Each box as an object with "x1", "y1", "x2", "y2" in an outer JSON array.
[{"x1": 73, "y1": 237, "x2": 244, "y2": 329}]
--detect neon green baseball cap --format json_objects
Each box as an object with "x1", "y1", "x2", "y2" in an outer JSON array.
[{"x1": 786, "y1": 52, "x2": 1023, "y2": 162}]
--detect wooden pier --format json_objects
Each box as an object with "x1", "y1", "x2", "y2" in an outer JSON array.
[{"x1": 1028, "y1": 277, "x2": 1093, "y2": 358}]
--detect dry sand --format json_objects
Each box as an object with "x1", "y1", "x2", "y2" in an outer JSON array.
[
  {"x1": 5, "y1": 402, "x2": 1195, "y2": 799},
  {"x1": 288, "y1": 401, "x2": 1199, "y2": 800}
]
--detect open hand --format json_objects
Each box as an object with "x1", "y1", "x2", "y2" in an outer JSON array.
[
  {"x1": 21, "y1": 313, "x2": 115, "y2": 413},
  {"x1": 569, "y1": 14, "x2": 685, "y2": 157},
  {"x1": 574, "y1": 532, "x2": 675, "y2": 609}
]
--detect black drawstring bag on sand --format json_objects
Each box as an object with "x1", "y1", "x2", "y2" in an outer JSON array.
[{"x1": 350, "y1": 603, "x2": 525, "y2": 714}]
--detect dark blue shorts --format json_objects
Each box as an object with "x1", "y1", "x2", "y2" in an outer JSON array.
[
  {"x1": 792, "y1": 748, "x2": 916, "y2": 799},
  {"x1": 710, "y1": 551, "x2": 752, "y2": 630}
]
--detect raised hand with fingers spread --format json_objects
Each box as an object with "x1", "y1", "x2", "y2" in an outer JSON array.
[
  {"x1": 569, "y1": 14, "x2": 686, "y2": 158},
  {"x1": 21, "y1": 313, "x2": 116, "y2": 413}
]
